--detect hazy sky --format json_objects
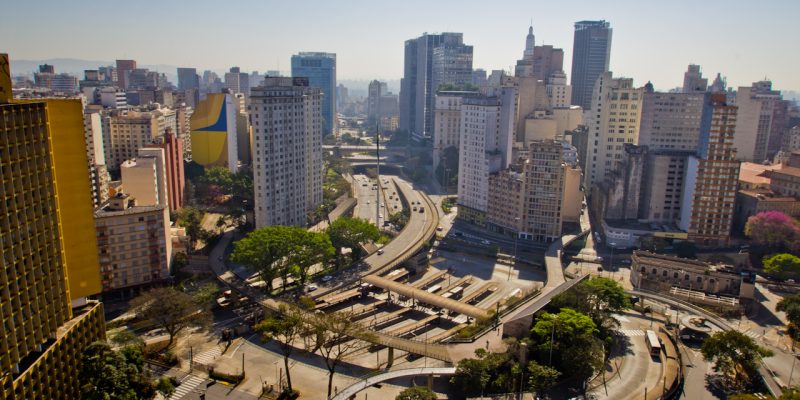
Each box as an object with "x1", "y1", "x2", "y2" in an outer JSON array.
[{"x1": 2, "y1": 0, "x2": 799, "y2": 91}]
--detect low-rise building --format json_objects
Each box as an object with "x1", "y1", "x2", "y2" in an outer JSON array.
[{"x1": 631, "y1": 250, "x2": 754, "y2": 300}]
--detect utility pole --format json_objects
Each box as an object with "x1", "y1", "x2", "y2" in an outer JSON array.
[{"x1": 376, "y1": 123, "x2": 381, "y2": 229}]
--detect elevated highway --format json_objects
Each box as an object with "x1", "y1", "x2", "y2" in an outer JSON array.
[{"x1": 331, "y1": 367, "x2": 456, "y2": 400}]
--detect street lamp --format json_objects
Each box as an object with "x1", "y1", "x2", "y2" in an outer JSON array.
[
  {"x1": 510, "y1": 218, "x2": 520, "y2": 282},
  {"x1": 609, "y1": 242, "x2": 617, "y2": 280}
]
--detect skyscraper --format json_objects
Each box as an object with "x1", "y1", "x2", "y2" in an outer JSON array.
[
  {"x1": 249, "y1": 77, "x2": 323, "y2": 227},
  {"x1": 733, "y1": 81, "x2": 788, "y2": 162},
  {"x1": 570, "y1": 20, "x2": 612, "y2": 110},
  {"x1": 583, "y1": 71, "x2": 643, "y2": 188},
  {"x1": 1, "y1": 54, "x2": 105, "y2": 398},
  {"x1": 291, "y1": 52, "x2": 337, "y2": 136},
  {"x1": 115, "y1": 59, "x2": 137, "y2": 89},
  {"x1": 400, "y1": 33, "x2": 473, "y2": 141},
  {"x1": 680, "y1": 93, "x2": 740, "y2": 246},
  {"x1": 190, "y1": 93, "x2": 238, "y2": 172},
  {"x1": 177, "y1": 67, "x2": 200, "y2": 91},
  {"x1": 682, "y1": 64, "x2": 708, "y2": 93}
]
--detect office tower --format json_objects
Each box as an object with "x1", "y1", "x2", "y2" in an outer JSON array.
[
  {"x1": 368, "y1": 80, "x2": 386, "y2": 125},
  {"x1": 122, "y1": 147, "x2": 168, "y2": 208},
  {"x1": 546, "y1": 71, "x2": 571, "y2": 108},
  {"x1": 224, "y1": 67, "x2": 250, "y2": 96},
  {"x1": 570, "y1": 20, "x2": 612, "y2": 110},
  {"x1": 94, "y1": 193, "x2": 171, "y2": 292},
  {"x1": 457, "y1": 87, "x2": 516, "y2": 224},
  {"x1": 291, "y1": 52, "x2": 337, "y2": 136},
  {"x1": 784, "y1": 125, "x2": 800, "y2": 153},
  {"x1": 472, "y1": 69, "x2": 487, "y2": 87},
  {"x1": 682, "y1": 64, "x2": 708, "y2": 93},
  {"x1": 127, "y1": 68, "x2": 162, "y2": 90},
  {"x1": 34, "y1": 64, "x2": 79, "y2": 94},
  {"x1": 400, "y1": 33, "x2": 472, "y2": 141},
  {"x1": 190, "y1": 93, "x2": 238, "y2": 172},
  {"x1": 733, "y1": 81, "x2": 788, "y2": 162},
  {"x1": 680, "y1": 93, "x2": 740, "y2": 246},
  {"x1": 433, "y1": 90, "x2": 480, "y2": 179},
  {"x1": 514, "y1": 26, "x2": 536, "y2": 77},
  {"x1": 1, "y1": 54, "x2": 105, "y2": 398},
  {"x1": 249, "y1": 77, "x2": 323, "y2": 227},
  {"x1": 533, "y1": 45, "x2": 565, "y2": 82},
  {"x1": 178, "y1": 67, "x2": 199, "y2": 91},
  {"x1": 175, "y1": 104, "x2": 193, "y2": 159},
  {"x1": 84, "y1": 110, "x2": 110, "y2": 207},
  {"x1": 487, "y1": 140, "x2": 581, "y2": 242},
  {"x1": 115, "y1": 59, "x2": 137, "y2": 89},
  {"x1": 107, "y1": 107, "x2": 174, "y2": 169},
  {"x1": 640, "y1": 84, "x2": 706, "y2": 151},
  {"x1": 99, "y1": 87, "x2": 127, "y2": 109},
  {"x1": 149, "y1": 131, "x2": 185, "y2": 211},
  {"x1": 378, "y1": 94, "x2": 400, "y2": 132},
  {"x1": 336, "y1": 84, "x2": 348, "y2": 109},
  {"x1": 583, "y1": 72, "x2": 643, "y2": 188}
]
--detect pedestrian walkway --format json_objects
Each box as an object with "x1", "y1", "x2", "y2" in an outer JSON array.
[
  {"x1": 192, "y1": 346, "x2": 222, "y2": 366},
  {"x1": 169, "y1": 375, "x2": 206, "y2": 400},
  {"x1": 616, "y1": 329, "x2": 645, "y2": 337},
  {"x1": 743, "y1": 329, "x2": 764, "y2": 340}
]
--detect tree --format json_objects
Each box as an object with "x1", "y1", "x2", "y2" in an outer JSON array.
[
  {"x1": 395, "y1": 386, "x2": 437, "y2": 400},
  {"x1": 780, "y1": 388, "x2": 800, "y2": 400},
  {"x1": 777, "y1": 294, "x2": 800, "y2": 334},
  {"x1": 526, "y1": 360, "x2": 561, "y2": 397},
  {"x1": 764, "y1": 253, "x2": 800, "y2": 277},
  {"x1": 177, "y1": 207, "x2": 206, "y2": 252},
  {"x1": 745, "y1": 211, "x2": 800, "y2": 252},
  {"x1": 256, "y1": 304, "x2": 309, "y2": 392},
  {"x1": 130, "y1": 287, "x2": 209, "y2": 347},
  {"x1": 232, "y1": 226, "x2": 334, "y2": 291},
  {"x1": 307, "y1": 311, "x2": 374, "y2": 399},
  {"x1": 110, "y1": 329, "x2": 144, "y2": 349},
  {"x1": 550, "y1": 277, "x2": 630, "y2": 328},
  {"x1": 155, "y1": 377, "x2": 177, "y2": 399},
  {"x1": 327, "y1": 217, "x2": 380, "y2": 260},
  {"x1": 450, "y1": 348, "x2": 508, "y2": 398},
  {"x1": 701, "y1": 330, "x2": 773, "y2": 391},
  {"x1": 530, "y1": 308, "x2": 603, "y2": 381},
  {"x1": 79, "y1": 342, "x2": 155, "y2": 400}
]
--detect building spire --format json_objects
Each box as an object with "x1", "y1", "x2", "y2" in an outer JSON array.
[{"x1": 524, "y1": 24, "x2": 535, "y2": 58}]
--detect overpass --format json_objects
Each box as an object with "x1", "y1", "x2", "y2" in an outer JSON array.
[
  {"x1": 331, "y1": 367, "x2": 456, "y2": 400},
  {"x1": 362, "y1": 275, "x2": 491, "y2": 319}
]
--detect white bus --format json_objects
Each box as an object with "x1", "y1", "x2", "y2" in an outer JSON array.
[
  {"x1": 645, "y1": 330, "x2": 661, "y2": 357},
  {"x1": 427, "y1": 285, "x2": 442, "y2": 294}
]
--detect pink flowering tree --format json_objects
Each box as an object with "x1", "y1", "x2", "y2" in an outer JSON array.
[{"x1": 744, "y1": 211, "x2": 800, "y2": 252}]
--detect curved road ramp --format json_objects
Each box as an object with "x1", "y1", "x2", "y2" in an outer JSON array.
[{"x1": 330, "y1": 367, "x2": 456, "y2": 400}]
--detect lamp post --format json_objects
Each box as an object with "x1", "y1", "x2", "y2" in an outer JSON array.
[
  {"x1": 609, "y1": 242, "x2": 617, "y2": 280},
  {"x1": 510, "y1": 218, "x2": 520, "y2": 281}
]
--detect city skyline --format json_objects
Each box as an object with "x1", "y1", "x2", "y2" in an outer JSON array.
[{"x1": 2, "y1": 0, "x2": 799, "y2": 92}]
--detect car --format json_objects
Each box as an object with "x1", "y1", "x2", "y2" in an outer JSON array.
[
  {"x1": 481, "y1": 240, "x2": 490, "y2": 245},
  {"x1": 437, "y1": 226, "x2": 443, "y2": 231},
  {"x1": 597, "y1": 266, "x2": 603, "y2": 272},
  {"x1": 621, "y1": 259, "x2": 631, "y2": 265},
  {"x1": 377, "y1": 249, "x2": 384, "y2": 255},
  {"x1": 305, "y1": 284, "x2": 318, "y2": 293},
  {"x1": 321, "y1": 275, "x2": 333, "y2": 282},
  {"x1": 366, "y1": 200, "x2": 370, "y2": 204},
  {"x1": 361, "y1": 183, "x2": 367, "y2": 187},
  {"x1": 413, "y1": 207, "x2": 417, "y2": 211}
]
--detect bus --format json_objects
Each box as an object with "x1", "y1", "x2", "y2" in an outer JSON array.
[
  {"x1": 645, "y1": 330, "x2": 662, "y2": 357},
  {"x1": 426, "y1": 285, "x2": 442, "y2": 294}
]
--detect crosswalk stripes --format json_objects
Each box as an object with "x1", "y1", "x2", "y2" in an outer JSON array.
[
  {"x1": 192, "y1": 346, "x2": 222, "y2": 366},
  {"x1": 616, "y1": 329, "x2": 645, "y2": 337},
  {"x1": 169, "y1": 375, "x2": 205, "y2": 400},
  {"x1": 743, "y1": 330, "x2": 762, "y2": 340}
]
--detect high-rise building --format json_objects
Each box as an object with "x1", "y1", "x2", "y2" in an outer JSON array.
[
  {"x1": 367, "y1": 80, "x2": 386, "y2": 126},
  {"x1": 432, "y1": 90, "x2": 480, "y2": 179},
  {"x1": 147, "y1": 132, "x2": 184, "y2": 212},
  {"x1": 121, "y1": 155, "x2": 163, "y2": 207},
  {"x1": 94, "y1": 193, "x2": 171, "y2": 292},
  {"x1": 546, "y1": 71, "x2": 572, "y2": 108},
  {"x1": 570, "y1": 20, "x2": 612, "y2": 110},
  {"x1": 107, "y1": 107, "x2": 175, "y2": 169},
  {"x1": 291, "y1": 52, "x2": 337, "y2": 136},
  {"x1": 679, "y1": 93, "x2": 740, "y2": 246},
  {"x1": 682, "y1": 64, "x2": 708, "y2": 93},
  {"x1": 533, "y1": 45, "x2": 565, "y2": 83},
  {"x1": 249, "y1": 77, "x2": 323, "y2": 227},
  {"x1": 514, "y1": 26, "x2": 536, "y2": 77},
  {"x1": 224, "y1": 66, "x2": 250, "y2": 96},
  {"x1": 733, "y1": 81, "x2": 788, "y2": 162},
  {"x1": 115, "y1": 59, "x2": 137, "y2": 89},
  {"x1": 190, "y1": 93, "x2": 238, "y2": 172},
  {"x1": 178, "y1": 67, "x2": 200, "y2": 91},
  {"x1": 1, "y1": 54, "x2": 105, "y2": 398},
  {"x1": 583, "y1": 72, "x2": 643, "y2": 188},
  {"x1": 400, "y1": 33, "x2": 473, "y2": 141},
  {"x1": 457, "y1": 88, "x2": 516, "y2": 225}
]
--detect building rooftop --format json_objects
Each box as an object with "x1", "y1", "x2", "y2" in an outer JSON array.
[
  {"x1": 633, "y1": 250, "x2": 737, "y2": 275},
  {"x1": 740, "y1": 162, "x2": 780, "y2": 186},
  {"x1": 739, "y1": 189, "x2": 799, "y2": 202},
  {"x1": 94, "y1": 202, "x2": 164, "y2": 218}
]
